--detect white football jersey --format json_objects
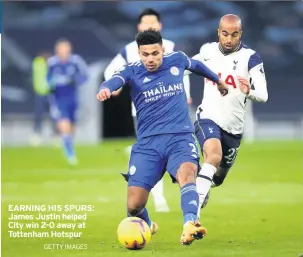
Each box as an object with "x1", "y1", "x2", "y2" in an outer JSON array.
[
  {"x1": 193, "y1": 42, "x2": 268, "y2": 134},
  {"x1": 104, "y1": 39, "x2": 191, "y2": 117}
]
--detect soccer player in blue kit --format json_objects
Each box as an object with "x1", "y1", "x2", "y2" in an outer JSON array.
[
  {"x1": 47, "y1": 39, "x2": 88, "y2": 165},
  {"x1": 97, "y1": 30, "x2": 228, "y2": 245}
]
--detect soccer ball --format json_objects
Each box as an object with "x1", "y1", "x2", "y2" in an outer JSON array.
[{"x1": 117, "y1": 217, "x2": 151, "y2": 250}]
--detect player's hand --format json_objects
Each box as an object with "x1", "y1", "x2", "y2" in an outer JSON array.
[
  {"x1": 217, "y1": 79, "x2": 229, "y2": 96},
  {"x1": 96, "y1": 88, "x2": 111, "y2": 101},
  {"x1": 187, "y1": 97, "x2": 193, "y2": 105},
  {"x1": 237, "y1": 76, "x2": 250, "y2": 95},
  {"x1": 112, "y1": 88, "x2": 122, "y2": 97}
]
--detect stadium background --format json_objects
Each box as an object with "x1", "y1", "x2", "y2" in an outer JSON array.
[
  {"x1": 2, "y1": 1, "x2": 303, "y2": 144},
  {"x1": 1, "y1": 1, "x2": 302, "y2": 257}
]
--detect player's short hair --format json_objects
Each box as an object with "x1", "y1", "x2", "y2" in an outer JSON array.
[
  {"x1": 138, "y1": 8, "x2": 161, "y2": 23},
  {"x1": 135, "y1": 29, "x2": 163, "y2": 47}
]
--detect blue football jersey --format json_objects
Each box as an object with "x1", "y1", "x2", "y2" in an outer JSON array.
[
  {"x1": 47, "y1": 54, "x2": 88, "y2": 101},
  {"x1": 100, "y1": 51, "x2": 219, "y2": 140}
]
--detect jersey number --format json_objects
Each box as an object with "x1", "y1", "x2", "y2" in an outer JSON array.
[
  {"x1": 189, "y1": 143, "x2": 198, "y2": 158},
  {"x1": 224, "y1": 147, "x2": 239, "y2": 164}
]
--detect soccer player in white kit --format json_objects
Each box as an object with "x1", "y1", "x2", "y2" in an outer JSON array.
[
  {"x1": 187, "y1": 14, "x2": 268, "y2": 217},
  {"x1": 104, "y1": 9, "x2": 192, "y2": 213}
]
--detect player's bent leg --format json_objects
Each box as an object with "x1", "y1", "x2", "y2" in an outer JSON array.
[
  {"x1": 127, "y1": 140, "x2": 165, "y2": 235},
  {"x1": 202, "y1": 138, "x2": 223, "y2": 167},
  {"x1": 128, "y1": 137, "x2": 167, "y2": 215},
  {"x1": 57, "y1": 119, "x2": 77, "y2": 165},
  {"x1": 196, "y1": 138, "x2": 222, "y2": 216},
  {"x1": 127, "y1": 186, "x2": 149, "y2": 217},
  {"x1": 195, "y1": 119, "x2": 223, "y2": 216},
  {"x1": 175, "y1": 162, "x2": 206, "y2": 245},
  {"x1": 212, "y1": 130, "x2": 242, "y2": 187},
  {"x1": 165, "y1": 133, "x2": 206, "y2": 245},
  {"x1": 176, "y1": 162, "x2": 197, "y2": 187},
  {"x1": 127, "y1": 185, "x2": 158, "y2": 235}
]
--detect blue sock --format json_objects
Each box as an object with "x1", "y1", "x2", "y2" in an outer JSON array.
[
  {"x1": 62, "y1": 134, "x2": 75, "y2": 159},
  {"x1": 128, "y1": 208, "x2": 152, "y2": 227},
  {"x1": 180, "y1": 183, "x2": 199, "y2": 224}
]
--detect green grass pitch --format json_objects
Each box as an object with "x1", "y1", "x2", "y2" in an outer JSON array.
[{"x1": 1, "y1": 140, "x2": 302, "y2": 257}]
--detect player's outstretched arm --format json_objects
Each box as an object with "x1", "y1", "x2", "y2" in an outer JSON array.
[
  {"x1": 188, "y1": 58, "x2": 228, "y2": 96},
  {"x1": 183, "y1": 54, "x2": 200, "y2": 76},
  {"x1": 97, "y1": 77, "x2": 124, "y2": 102},
  {"x1": 97, "y1": 64, "x2": 132, "y2": 102}
]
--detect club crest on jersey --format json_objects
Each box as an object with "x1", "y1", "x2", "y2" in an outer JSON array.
[
  {"x1": 233, "y1": 60, "x2": 238, "y2": 70},
  {"x1": 129, "y1": 165, "x2": 136, "y2": 175},
  {"x1": 170, "y1": 66, "x2": 179, "y2": 76}
]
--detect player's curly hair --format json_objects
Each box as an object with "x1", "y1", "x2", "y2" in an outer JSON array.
[{"x1": 135, "y1": 29, "x2": 163, "y2": 47}]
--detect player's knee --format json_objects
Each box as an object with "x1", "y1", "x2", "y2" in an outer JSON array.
[
  {"x1": 176, "y1": 162, "x2": 198, "y2": 186},
  {"x1": 127, "y1": 204, "x2": 145, "y2": 216},
  {"x1": 57, "y1": 119, "x2": 72, "y2": 134},
  {"x1": 204, "y1": 152, "x2": 222, "y2": 168},
  {"x1": 203, "y1": 139, "x2": 222, "y2": 168},
  {"x1": 127, "y1": 186, "x2": 148, "y2": 216}
]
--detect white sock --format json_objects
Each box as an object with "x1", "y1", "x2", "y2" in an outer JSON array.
[
  {"x1": 196, "y1": 163, "x2": 217, "y2": 218},
  {"x1": 151, "y1": 179, "x2": 169, "y2": 212}
]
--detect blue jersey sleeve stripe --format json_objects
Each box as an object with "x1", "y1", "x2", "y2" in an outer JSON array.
[
  {"x1": 120, "y1": 47, "x2": 127, "y2": 62},
  {"x1": 248, "y1": 52, "x2": 263, "y2": 71},
  {"x1": 112, "y1": 75, "x2": 126, "y2": 85},
  {"x1": 189, "y1": 59, "x2": 219, "y2": 84}
]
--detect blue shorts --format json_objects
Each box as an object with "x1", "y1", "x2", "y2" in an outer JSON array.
[
  {"x1": 50, "y1": 99, "x2": 77, "y2": 124},
  {"x1": 128, "y1": 133, "x2": 199, "y2": 192},
  {"x1": 194, "y1": 118, "x2": 242, "y2": 169}
]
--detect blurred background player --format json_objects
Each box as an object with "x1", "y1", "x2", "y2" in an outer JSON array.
[
  {"x1": 30, "y1": 51, "x2": 58, "y2": 146},
  {"x1": 47, "y1": 39, "x2": 88, "y2": 165},
  {"x1": 104, "y1": 8, "x2": 192, "y2": 213},
  {"x1": 187, "y1": 14, "x2": 268, "y2": 216},
  {"x1": 98, "y1": 29, "x2": 228, "y2": 245}
]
